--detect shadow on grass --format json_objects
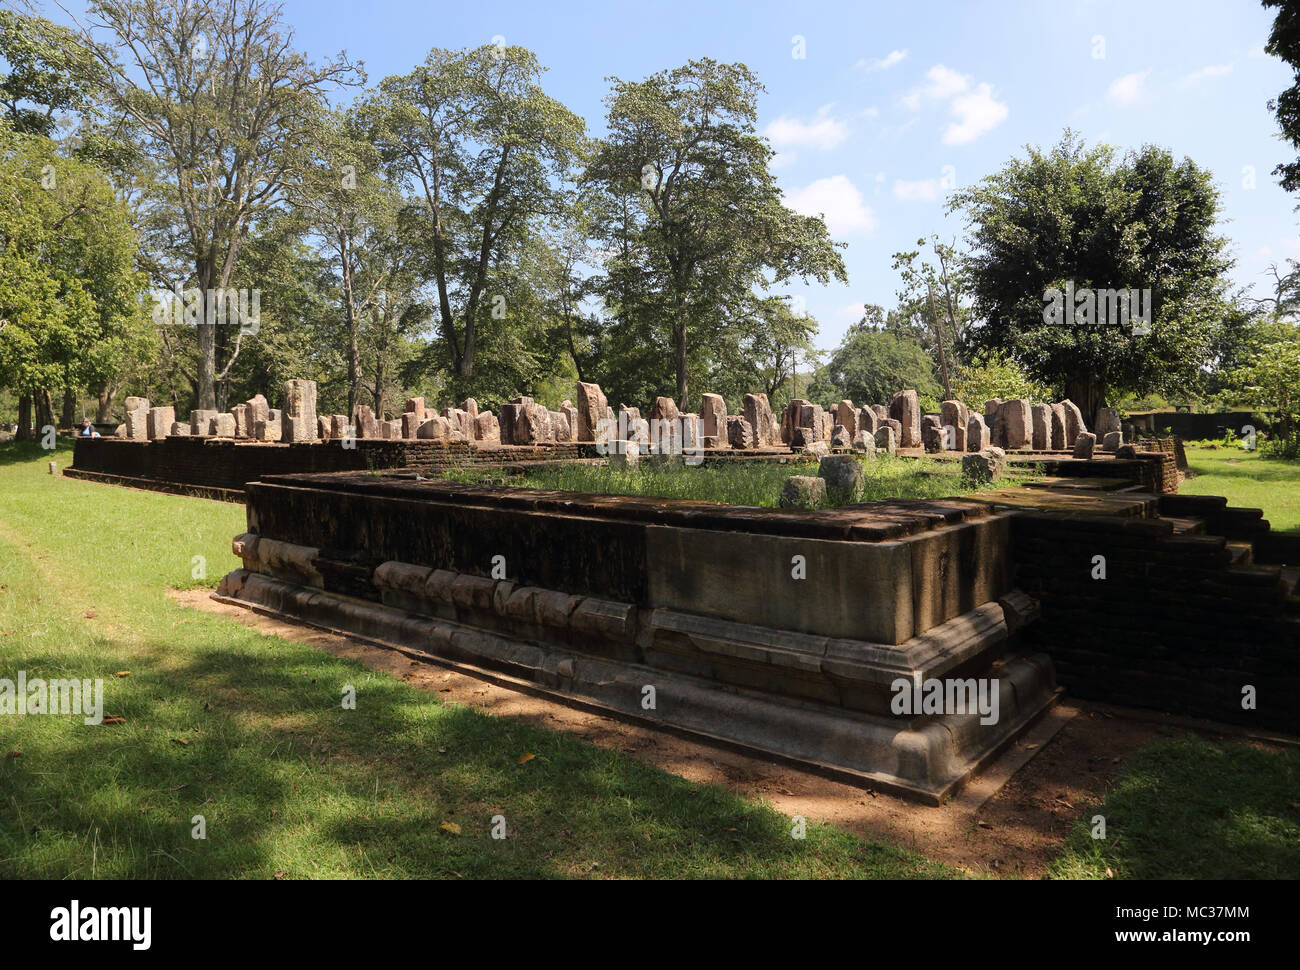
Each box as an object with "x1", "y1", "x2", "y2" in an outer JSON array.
[{"x1": 0, "y1": 439, "x2": 77, "y2": 468}]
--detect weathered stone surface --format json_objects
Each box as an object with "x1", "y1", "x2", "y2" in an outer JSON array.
[
  {"x1": 1049, "y1": 403, "x2": 1067, "y2": 450},
  {"x1": 113, "y1": 423, "x2": 125, "y2": 437},
  {"x1": 169, "y1": 421, "x2": 190, "y2": 436},
  {"x1": 994, "y1": 399, "x2": 1031, "y2": 449},
  {"x1": 353, "y1": 404, "x2": 379, "y2": 439},
  {"x1": 858, "y1": 406, "x2": 880, "y2": 435},
  {"x1": 889, "y1": 389, "x2": 921, "y2": 448},
  {"x1": 475, "y1": 411, "x2": 500, "y2": 443},
  {"x1": 874, "y1": 426, "x2": 897, "y2": 454},
  {"x1": 818, "y1": 454, "x2": 863, "y2": 502},
  {"x1": 381, "y1": 420, "x2": 401, "y2": 440},
  {"x1": 941, "y1": 400, "x2": 968, "y2": 452},
  {"x1": 282, "y1": 379, "x2": 318, "y2": 442},
  {"x1": 1059, "y1": 399, "x2": 1086, "y2": 444},
  {"x1": 650, "y1": 396, "x2": 680, "y2": 424},
  {"x1": 744, "y1": 392, "x2": 778, "y2": 447},
  {"x1": 560, "y1": 404, "x2": 579, "y2": 441},
  {"x1": 779, "y1": 475, "x2": 827, "y2": 509},
  {"x1": 835, "y1": 400, "x2": 858, "y2": 437},
  {"x1": 871, "y1": 404, "x2": 888, "y2": 422},
  {"x1": 401, "y1": 412, "x2": 421, "y2": 439},
  {"x1": 851, "y1": 430, "x2": 876, "y2": 455},
  {"x1": 984, "y1": 399, "x2": 1002, "y2": 421},
  {"x1": 417, "y1": 416, "x2": 450, "y2": 442},
  {"x1": 1101, "y1": 430, "x2": 1123, "y2": 451},
  {"x1": 962, "y1": 450, "x2": 1002, "y2": 483},
  {"x1": 967, "y1": 414, "x2": 990, "y2": 452},
  {"x1": 499, "y1": 403, "x2": 522, "y2": 444},
  {"x1": 232, "y1": 403, "x2": 251, "y2": 438},
  {"x1": 1116, "y1": 444, "x2": 1137, "y2": 459},
  {"x1": 882, "y1": 417, "x2": 903, "y2": 443},
  {"x1": 726, "y1": 415, "x2": 753, "y2": 449},
  {"x1": 405, "y1": 396, "x2": 425, "y2": 416},
  {"x1": 575, "y1": 381, "x2": 608, "y2": 442},
  {"x1": 1030, "y1": 403, "x2": 1051, "y2": 450},
  {"x1": 699, "y1": 393, "x2": 727, "y2": 441},
  {"x1": 246, "y1": 394, "x2": 270, "y2": 427},
  {"x1": 209, "y1": 412, "x2": 236, "y2": 437},
  {"x1": 1072, "y1": 431, "x2": 1097, "y2": 459},
  {"x1": 460, "y1": 398, "x2": 479, "y2": 420},
  {"x1": 921, "y1": 414, "x2": 944, "y2": 453},
  {"x1": 329, "y1": 414, "x2": 348, "y2": 439},
  {"x1": 1096, "y1": 407, "x2": 1121, "y2": 436},
  {"x1": 551, "y1": 410, "x2": 573, "y2": 443},
  {"x1": 609, "y1": 444, "x2": 640, "y2": 469},
  {"x1": 254, "y1": 410, "x2": 282, "y2": 442},
  {"x1": 125, "y1": 397, "x2": 150, "y2": 441},
  {"x1": 146, "y1": 406, "x2": 175, "y2": 441},
  {"x1": 317, "y1": 415, "x2": 332, "y2": 439},
  {"x1": 830, "y1": 424, "x2": 851, "y2": 450}
]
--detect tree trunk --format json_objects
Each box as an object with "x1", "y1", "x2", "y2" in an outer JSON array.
[
  {"x1": 1066, "y1": 376, "x2": 1106, "y2": 430},
  {"x1": 61, "y1": 388, "x2": 77, "y2": 429},
  {"x1": 197, "y1": 258, "x2": 217, "y2": 410},
  {"x1": 35, "y1": 390, "x2": 54, "y2": 435},
  {"x1": 96, "y1": 384, "x2": 114, "y2": 423},
  {"x1": 17, "y1": 394, "x2": 32, "y2": 441},
  {"x1": 673, "y1": 295, "x2": 688, "y2": 411}
]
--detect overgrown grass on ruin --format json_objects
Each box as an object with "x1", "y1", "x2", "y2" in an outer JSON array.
[
  {"x1": 0, "y1": 439, "x2": 952, "y2": 879},
  {"x1": 1049, "y1": 735, "x2": 1300, "y2": 879},
  {"x1": 440, "y1": 453, "x2": 1039, "y2": 507},
  {"x1": 1181, "y1": 444, "x2": 1300, "y2": 532}
]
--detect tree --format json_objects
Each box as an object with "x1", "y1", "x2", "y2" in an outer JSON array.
[
  {"x1": 361, "y1": 44, "x2": 586, "y2": 396},
  {"x1": 0, "y1": 10, "x2": 102, "y2": 138},
  {"x1": 948, "y1": 130, "x2": 1235, "y2": 424},
  {"x1": 1264, "y1": 0, "x2": 1300, "y2": 193},
  {"x1": 586, "y1": 58, "x2": 846, "y2": 409},
  {"x1": 74, "y1": 0, "x2": 361, "y2": 410},
  {"x1": 891, "y1": 236, "x2": 974, "y2": 400},
  {"x1": 807, "y1": 307, "x2": 941, "y2": 408}
]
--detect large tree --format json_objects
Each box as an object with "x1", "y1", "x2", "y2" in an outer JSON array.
[
  {"x1": 948, "y1": 131, "x2": 1235, "y2": 423},
  {"x1": 74, "y1": 0, "x2": 361, "y2": 410},
  {"x1": 1264, "y1": 0, "x2": 1300, "y2": 193},
  {"x1": 808, "y1": 306, "x2": 942, "y2": 409},
  {"x1": 585, "y1": 58, "x2": 847, "y2": 409},
  {"x1": 361, "y1": 44, "x2": 586, "y2": 397}
]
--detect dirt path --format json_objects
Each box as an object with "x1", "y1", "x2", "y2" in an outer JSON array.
[{"x1": 175, "y1": 588, "x2": 1273, "y2": 878}]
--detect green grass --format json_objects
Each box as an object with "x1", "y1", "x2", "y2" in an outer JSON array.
[
  {"x1": 1180, "y1": 444, "x2": 1300, "y2": 532},
  {"x1": 439, "y1": 453, "x2": 1038, "y2": 507},
  {"x1": 0, "y1": 439, "x2": 953, "y2": 879},
  {"x1": 1049, "y1": 736, "x2": 1300, "y2": 879}
]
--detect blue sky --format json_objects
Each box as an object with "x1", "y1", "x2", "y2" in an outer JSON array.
[{"x1": 53, "y1": 0, "x2": 1300, "y2": 350}]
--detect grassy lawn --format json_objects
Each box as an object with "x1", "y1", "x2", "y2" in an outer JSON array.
[
  {"x1": 1050, "y1": 736, "x2": 1300, "y2": 879},
  {"x1": 440, "y1": 452, "x2": 1039, "y2": 506},
  {"x1": 1181, "y1": 445, "x2": 1300, "y2": 532},
  {"x1": 0, "y1": 439, "x2": 952, "y2": 879}
]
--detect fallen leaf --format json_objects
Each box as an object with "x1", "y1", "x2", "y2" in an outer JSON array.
[
  {"x1": 102, "y1": 715, "x2": 126, "y2": 725},
  {"x1": 171, "y1": 738, "x2": 189, "y2": 746},
  {"x1": 440, "y1": 821, "x2": 461, "y2": 835},
  {"x1": 518, "y1": 753, "x2": 535, "y2": 765},
  {"x1": 273, "y1": 871, "x2": 287, "y2": 880},
  {"x1": 84, "y1": 611, "x2": 97, "y2": 619},
  {"x1": 113, "y1": 670, "x2": 130, "y2": 678}
]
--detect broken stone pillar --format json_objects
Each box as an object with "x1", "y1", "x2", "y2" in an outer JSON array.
[
  {"x1": 984, "y1": 399, "x2": 1002, "y2": 422},
  {"x1": 353, "y1": 405, "x2": 379, "y2": 439},
  {"x1": 417, "y1": 416, "x2": 450, "y2": 442},
  {"x1": 499, "y1": 403, "x2": 522, "y2": 444},
  {"x1": 1030, "y1": 403, "x2": 1051, "y2": 450},
  {"x1": 889, "y1": 389, "x2": 921, "y2": 448},
  {"x1": 552, "y1": 410, "x2": 573, "y2": 443},
  {"x1": 146, "y1": 406, "x2": 175, "y2": 441},
  {"x1": 940, "y1": 400, "x2": 968, "y2": 453},
  {"x1": 967, "y1": 413, "x2": 991, "y2": 452},
  {"x1": 726, "y1": 415, "x2": 754, "y2": 449},
  {"x1": 405, "y1": 397, "x2": 425, "y2": 417},
  {"x1": 575, "y1": 381, "x2": 608, "y2": 442},
  {"x1": 818, "y1": 454, "x2": 863, "y2": 502},
  {"x1": 124, "y1": 397, "x2": 150, "y2": 441},
  {"x1": 871, "y1": 404, "x2": 888, "y2": 423},
  {"x1": 1059, "y1": 399, "x2": 1087, "y2": 445},
  {"x1": 744, "y1": 392, "x2": 778, "y2": 447},
  {"x1": 851, "y1": 430, "x2": 876, "y2": 455},
  {"x1": 830, "y1": 425, "x2": 851, "y2": 450},
  {"x1": 329, "y1": 415, "x2": 349, "y2": 440},
  {"x1": 1101, "y1": 430, "x2": 1123, "y2": 451},
  {"x1": 401, "y1": 412, "x2": 421, "y2": 439},
  {"x1": 1096, "y1": 407, "x2": 1121, "y2": 437},
  {"x1": 317, "y1": 416, "x2": 332, "y2": 440},
  {"x1": 858, "y1": 407, "x2": 880, "y2": 436},
  {"x1": 190, "y1": 409, "x2": 217, "y2": 436},
  {"x1": 1049, "y1": 403, "x2": 1067, "y2": 450},
  {"x1": 921, "y1": 414, "x2": 944, "y2": 453},
  {"x1": 460, "y1": 398, "x2": 479, "y2": 420},
  {"x1": 230, "y1": 403, "x2": 250, "y2": 438},
  {"x1": 650, "y1": 396, "x2": 680, "y2": 423},
  {"x1": 994, "y1": 399, "x2": 1032, "y2": 450},
  {"x1": 699, "y1": 393, "x2": 727, "y2": 446},
  {"x1": 209, "y1": 412, "x2": 236, "y2": 438},
  {"x1": 281, "y1": 379, "x2": 318, "y2": 442},
  {"x1": 254, "y1": 410, "x2": 282, "y2": 442},
  {"x1": 874, "y1": 426, "x2": 897, "y2": 454},
  {"x1": 962, "y1": 449, "x2": 1003, "y2": 484},
  {"x1": 779, "y1": 475, "x2": 827, "y2": 509},
  {"x1": 246, "y1": 395, "x2": 270, "y2": 428},
  {"x1": 835, "y1": 400, "x2": 858, "y2": 437},
  {"x1": 475, "y1": 411, "x2": 500, "y2": 443},
  {"x1": 1072, "y1": 432, "x2": 1097, "y2": 458}
]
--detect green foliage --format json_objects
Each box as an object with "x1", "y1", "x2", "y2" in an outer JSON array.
[
  {"x1": 950, "y1": 351, "x2": 1052, "y2": 410},
  {"x1": 807, "y1": 312, "x2": 941, "y2": 408},
  {"x1": 1264, "y1": 0, "x2": 1300, "y2": 194},
  {"x1": 948, "y1": 130, "x2": 1237, "y2": 416},
  {"x1": 1225, "y1": 318, "x2": 1300, "y2": 451}
]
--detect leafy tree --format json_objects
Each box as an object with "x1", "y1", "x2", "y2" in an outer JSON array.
[
  {"x1": 360, "y1": 44, "x2": 586, "y2": 398},
  {"x1": 75, "y1": 0, "x2": 361, "y2": 410},
  {"x1": 891, "y1": 236, "x2": 973, "y2": 399},
  {"x1": 948, "y1": 130, "x2": 1236, "y2": 425},
  {"x1": 1264, "y1": 0, "x2": 1300, "y2": 193},
  {"x1": 950, "y1": 351, "x2": 1052, "y2": 410},
  {"x1": 807, "y1": 306, "x2": 941, "y2": 408},
  {"x1": 585, "y1": 58, "x2": 846, "y2": 409},
  {"x1": 0, "y1": 10, "x2": 101, "y2": 137}
]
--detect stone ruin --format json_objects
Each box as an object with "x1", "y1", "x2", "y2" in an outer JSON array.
[{"x1": 111, "y1": 378, "x2": 1126, "y2": 464}]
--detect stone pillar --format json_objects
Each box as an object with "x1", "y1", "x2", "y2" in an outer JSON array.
[
  {"x1": 575, "y1": 381, "x2": 608, "y2": 442},
  {"x1": 699, "y1": 393, "x2": 727, "y2": 446},
  {"x1": 146, "y1": 406, "x2": 174, "y2": 441},
  {"x1": 125, "y1": 396, "x2": 150, "y2": 441},
  {"x1": 941, "y1": 400, "x2": 968, "y2": 452},
  {"x1": 889, "y1": 389, "x2": 921, "y2": 448},
  {"x1": 281, "y1": 379, "x2": 318, "y2": 443}
]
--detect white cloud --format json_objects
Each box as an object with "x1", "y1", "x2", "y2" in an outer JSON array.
[
  {"x1": 835, "y1": 302, "x2": 865, "y2": 325},
  {"x1": 860, "y1": 106, "x2": 880, "y2": 119},
  {"x1": 857, "y1": 49, "x2": 908, "y2": 71},
  {"x1": 1182, "y1": 63, "x2": 1233, "y2": 85},
  {"x1": 765, "y1": 104, "x2": 849, "y2": 151},
  {"x1": 902, "y1": 64, "x2": 970, "y2": 110},
  {"x1": 892, "y1": 177, "x2": 941, "y2": 202},
  {"x1": 1107, "y1": 70, "x2": 1152, "y2": 106},
  {"x1": 784, "y1": 175, "x2": 877, "y2": 235},
  {"x1": 944, "y1": 83, "x2": 1009, "y2": 145}
]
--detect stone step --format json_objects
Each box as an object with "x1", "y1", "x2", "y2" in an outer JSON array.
[
  {"x1": 1163, "y1": 515, "x2": 1207, "y2": 535},
  {"x1": 1226, "y1": 541, "x2": 1255, "y2": 566}
]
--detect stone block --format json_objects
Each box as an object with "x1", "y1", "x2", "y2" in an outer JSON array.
[
  {"x1": 889, "y1": 389, "x2": 921, "y2": 447},
  {"x1": 146, "y1": 406, "x2": 175, "y2": 441},
  {"x1": 779, "y1": 475, "x2": 827, "y2": 509},
  {"x1": 575, "y1": 381, "x2": 608, "y2": 442},
  {"x1": 818, "y1": 454, "x2": 863, "y2": 502},
  {"x1": 1072, "y1": 432, "x2": 1097, "y2": 459},
  {"x1": 1030, "y1": 403, "x2": 1051, "y2": 450}
]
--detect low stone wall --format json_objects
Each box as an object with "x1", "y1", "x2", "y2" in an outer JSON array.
[{"x1": 1012, "y1": 502, "x2": 1300, "y2": 734}]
